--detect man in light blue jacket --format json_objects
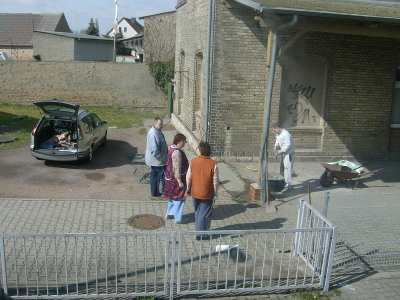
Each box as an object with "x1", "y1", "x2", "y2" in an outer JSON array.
[{"x1": 146, "y1": 117, "x2": 168, "y2": 197}]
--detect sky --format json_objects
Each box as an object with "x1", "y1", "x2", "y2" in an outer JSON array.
[{"x1": 2, "y1": 0, "x2": 177, "y2": 34}]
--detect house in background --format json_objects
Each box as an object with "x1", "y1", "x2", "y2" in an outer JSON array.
[
  {"x1": 33, "y1": 31, "x2": 113, "y2": 62},
  {"x1": 120, "y1": 32, "x2": 144, "y2": 62},
  {"x1": 139, "y1": 11, "x2": 176, "y2": 62},
  {"x1": 172, "y1": 0, "x2": 400, "y2": 162},
  {"x1": 106, "y1": 17, "x2": 143, "y2": 38},
  {"x1": 0, "y1": 13, "x2": 71, "y2": 60}
]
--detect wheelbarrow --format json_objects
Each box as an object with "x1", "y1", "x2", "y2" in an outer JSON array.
[{"x1": 319, "y1": 162, "x2": 381, "y2": 189}]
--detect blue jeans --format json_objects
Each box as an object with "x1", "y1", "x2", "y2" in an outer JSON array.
[
  {"x1": 150, "y1": 166, "x2": 165, "y2": 196},
  {"x1": 192, "y1": 198, "x2": 213, "y2": 238}
]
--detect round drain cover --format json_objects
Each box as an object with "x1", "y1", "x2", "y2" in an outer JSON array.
[{"x1": 127, "y1": 214, "x2": 165, "y2": 230}]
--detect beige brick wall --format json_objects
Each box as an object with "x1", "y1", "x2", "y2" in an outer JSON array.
[
  {"x1": 174, "y1": 0, "x2": 209, "y2": 135},
  {"x1": 0, "y1": 61, "x2": 165, "y2": 108},
  {"x1": 174, "y1": 0, "x2": 400, "y2": 161}
]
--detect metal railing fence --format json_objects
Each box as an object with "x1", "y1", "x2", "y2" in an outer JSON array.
[
  {"x1": 175, "y1": 227, "x2": 336, "y2": 297},
  {"x1": 0, "y1": 232, "x2": 170, "y2": 299},
  {"x1": 1, "y1": 200, "x2": 336, "y2": 299},
  {"x1": 322, "y1": 191, "x2": 400, "y2": 272}
]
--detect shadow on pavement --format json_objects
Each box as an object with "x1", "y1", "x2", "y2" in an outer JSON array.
[
  {"x1": 44, "y1": 139, "x2": 137, "y2": 170},
  {"x1": 212, "y1": 218, "x2": 287, "y2": 231}
]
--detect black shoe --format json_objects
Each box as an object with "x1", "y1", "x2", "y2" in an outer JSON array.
[{"x1": 152, "y1": 193, "x2": 162, "y2": 197}]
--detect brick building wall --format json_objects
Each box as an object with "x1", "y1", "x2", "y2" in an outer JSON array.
[
  {"x1": 174, "y1": 0, "x2": 209, "y2": 139},
  {"x1": 173, "y1": 0, "x2": 400, "y2": 161},
  {"x1": 210, "y1": 3, "x2": 269, "y2": 159},
  {"x1": 281, "y1": 28, "x2": 399, "y2": 160},
  {"x1": 0, "y1": 61, "x2": 165, "y2": 108}
]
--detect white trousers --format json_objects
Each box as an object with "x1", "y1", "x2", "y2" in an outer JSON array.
[{"x1": 280, "y1": 153, "x2": 294, "y2": 186}]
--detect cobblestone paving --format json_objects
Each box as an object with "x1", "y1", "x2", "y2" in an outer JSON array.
[
  {"x1": 1, "y1": 160, "x2": 400, "y2": 299},
  {"x1": 1, "y1": 195, "x2": 400, "y2": 299}
]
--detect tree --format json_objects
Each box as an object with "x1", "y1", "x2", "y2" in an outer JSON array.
[
  {"x1": 115, "y1": 32, "x2": 130, "y2": 55},
  {"x1": 84, "y1": 18, "x2": 99, "y2": 36}
]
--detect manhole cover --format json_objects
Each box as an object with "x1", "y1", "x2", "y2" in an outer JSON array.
[{"x1": 127, "y1": 214, "x2": 165, "y2": 230}]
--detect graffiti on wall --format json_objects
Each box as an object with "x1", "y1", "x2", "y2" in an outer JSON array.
[
  {"x1": 283, "y1": 82, "x2": 319, "y2": 126},
  {"x1": 288, "y1": 83, "x2": 315, "y2": 102},
  {"x1": 279, "y1": 57, "x2": 325, "y2": 129}
]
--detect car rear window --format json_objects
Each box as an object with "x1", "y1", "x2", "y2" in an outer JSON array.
[{"x1": 41, "y1": 105, "x2": 76, "y2": 116}]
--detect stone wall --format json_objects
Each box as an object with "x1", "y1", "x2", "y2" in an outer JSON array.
[
  {"x1": 0, "y1": 61, "x2": 165, "y2": 109},
  {"x1": 142, "y1": 11, "x2": 176, "y2": 62},
  {"x1": 0, "y1": 47, "x2": 34, "y2": 61}
]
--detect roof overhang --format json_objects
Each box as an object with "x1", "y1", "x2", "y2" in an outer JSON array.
[
  {"x1": 230, "y1": 0, "x2": 400, "y2": 39},
  {"x1": 259, "y1": 7, "x2": 400, "y2": 24},
  {"x1": 34, "y1": 30, "x2": 113, "y2": 42},
  {"x1": 231, "y1": 0, "x2": 400, "y2": 24}
]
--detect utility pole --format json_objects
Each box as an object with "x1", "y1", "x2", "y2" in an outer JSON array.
[{"x1": 113, "y1": 0, "x2": 118, "y2": 62}]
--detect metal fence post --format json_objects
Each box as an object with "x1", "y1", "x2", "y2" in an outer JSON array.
[
  {"x1": 167, "y1": 83, "x2": 173, "y2": 118},
  {"x1": 294, "y1": 199, "x2": 305, "y2": 256},
  {"x1": 0, "y1": 236, "x2": 7, "y2": 295},
  {"x1": 323, "y1": 191, "x2": 330, "y2": 218},
  {"x1": 169, "y1": 232, "x2": 176, "y2": 300},
  {"x1": 323, "y1": 226, "x2": 338, "y2": 292}
]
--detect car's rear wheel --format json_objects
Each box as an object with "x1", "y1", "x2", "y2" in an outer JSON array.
[{"x1": 84, "y1": 145, "x2": 93, "y2": 163}]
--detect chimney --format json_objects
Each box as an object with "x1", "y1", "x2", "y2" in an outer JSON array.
[{"x1": 131, "y1": 17, "x2": 136, "y2": 24}]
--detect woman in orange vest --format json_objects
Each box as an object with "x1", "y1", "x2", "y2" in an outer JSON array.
[{"x1": 186, "y1": 141, "x2": 219, "y2": 240}]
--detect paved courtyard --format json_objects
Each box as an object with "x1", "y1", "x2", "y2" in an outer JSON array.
[{"x1": 1, "y1": 121, "x2": 400, "y2": 299}]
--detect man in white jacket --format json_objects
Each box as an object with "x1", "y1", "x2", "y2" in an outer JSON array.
[{"x1": 273, "y1": 123, "x2": 295, "y2": 193}]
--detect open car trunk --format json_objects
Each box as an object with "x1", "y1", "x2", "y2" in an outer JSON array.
[{"x1": 33, "y1": 119, "x2": 78, "y2": 158}]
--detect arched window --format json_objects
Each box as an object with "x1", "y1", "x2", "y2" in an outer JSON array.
[
  {"x1": 178, "y1": 50, "x2": 185, "y2": 115},
  {"x1": 194, "y1": 52, "x2": 203, "y2": 133},
  {"x1": 194, "y1": 52, "x2": 203, "y2": 112}
]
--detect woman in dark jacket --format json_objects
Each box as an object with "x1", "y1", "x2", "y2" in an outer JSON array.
[{"x1": 164, "y1": 133, "x2": 189, "y2": 224}]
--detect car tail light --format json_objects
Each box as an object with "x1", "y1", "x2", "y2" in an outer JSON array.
[
  {"x1": 78, "y1": 124, "x2": 83, "y2": 138},
  {"x1": 31, "y1": 121, "x2": 39, "y2": 136}
]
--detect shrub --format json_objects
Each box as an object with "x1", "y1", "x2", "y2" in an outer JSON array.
[{"x1": 148, "y1": 58, "x2": 175, "y2": 94}]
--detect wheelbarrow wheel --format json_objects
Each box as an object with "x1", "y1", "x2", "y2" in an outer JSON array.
[{"x1": 319, "y1": 171, "x2": 334, "y2": 188}]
